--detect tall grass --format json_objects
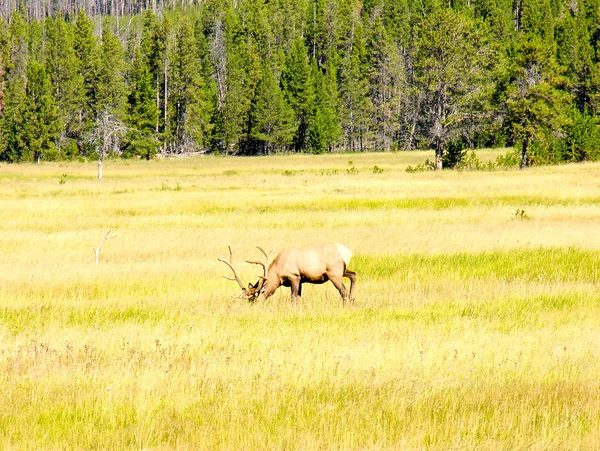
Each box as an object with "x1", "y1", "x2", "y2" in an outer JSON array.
[{"x1": 1, "y1": 151, "x2": 600, "y2": 449}]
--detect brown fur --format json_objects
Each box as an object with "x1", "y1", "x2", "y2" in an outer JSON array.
[{"x1": 249, "y1": 243, "x2": 357, "y2": 304}]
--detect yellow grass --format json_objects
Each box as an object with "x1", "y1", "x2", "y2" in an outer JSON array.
[{"x1": 1, "y1": 151, "x2": 600, "y2": 449}]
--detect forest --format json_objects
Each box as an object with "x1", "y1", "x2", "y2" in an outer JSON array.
[{"x1": 1, "y1": 0, "x2": 600, "y2": 168}]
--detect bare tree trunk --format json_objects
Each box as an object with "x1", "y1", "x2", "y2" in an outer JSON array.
[
  {"x1": 98, "y1": 152, "x2": 104, "y2": 181},
  {"x1": 435, "y1": 144, "x2": 443, "y2": 170},
  {"x1": 520, "y1": 134, "x2": 530, "y2": 170},
  {"x1": 163, "y1": 56, "x2": 168, "y2": 154}
]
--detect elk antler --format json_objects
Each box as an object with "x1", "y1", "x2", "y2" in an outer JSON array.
[
  {"x1": 245, "y1": 244, "x2": 280, "y2": 280},
  {"x1": 218, "y1": 246, "x2": 246, "y2": 293},
  {"x1": 246, "y1": 246, "x2": 270, "y2": 279}
]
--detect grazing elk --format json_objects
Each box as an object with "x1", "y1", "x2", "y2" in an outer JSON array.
[{"x1": 218, "y1": 243, "x2": 357, "y2": 303}]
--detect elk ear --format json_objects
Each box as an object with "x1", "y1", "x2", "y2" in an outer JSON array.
[{"x1": 248, "y1": 283, "x2": 254, "y2": 290}]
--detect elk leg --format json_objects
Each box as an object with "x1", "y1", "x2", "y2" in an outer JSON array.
[
  {"x1": 343, "y1": 270, "x2": 357, "y2": 302},
  {"x1": 290, "y1": 277, "x2": 302, "y2": 304},
  {"x1": 329, "y1": 276, "x2": 348, "y2": 303}
]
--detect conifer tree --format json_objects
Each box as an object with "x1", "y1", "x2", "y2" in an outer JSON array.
[
  {"x1": 45, "y1": 16, "x2": 85, "y2": 156},
  {"x1": 124, "y1": 47, "x2": 158, "y2": 159},
  {"x1": 248, "y1": 64, "x2": 295, "y2": 153},
  {"x1": 73, "y1": 10, "x2": 99, "y2": 141},
  {"x1": 96, "y1": 20, "x2": 126, "y2": 118},
  {"x1": 23, "y1": 61, "x2": 61, "y2": 162},
  {"x1": 0, "y1": 10, "x2": 29, "y2": 162},
  {"x1": 308, "y1": 60, "x2": 340, "y2": 153},
  {"x1": 0, "y1": 18, "x2": 8, "y2": 115},
  {"x1": 338, "y1": 20, "x2": 372, "y2": 151},
  {"x1": 169, "y1": 18, "x2": 213, "y2": 153},
  {"x1": 366, "y1": 11, "x2": 403, "y2": 150},
  {"x1": 555, "y1": 7, "x2": 599, "y2": 113},
  {"x1": 412, "y1": 9, "x2": 495, "y2": 169},
  {"x1": 213, "y1": 5, "x2": 265, "y2": 154},
  {"x1": 505, "y1": 35, "x2": 573, "y2": 168},
  {"x1": 281, "y1": 37, "x2": 314, "y2": 151},
  {"x1": 0, "y1": 68, "x2": 28, "y2": 162},
  {"x1": 141, "y1": 10, "x2": 169, "y2": 146}
]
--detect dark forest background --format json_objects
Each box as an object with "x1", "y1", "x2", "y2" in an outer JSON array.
[{"x1": 2, "y1": 0, "x2": 600, "y2": 168}]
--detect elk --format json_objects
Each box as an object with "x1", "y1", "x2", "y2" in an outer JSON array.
[{"x1": 218, "y1": 243, "x2": 357, "y2": 303}]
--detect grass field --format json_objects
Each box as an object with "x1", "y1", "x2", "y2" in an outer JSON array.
[{"x1": 1, "y1": 150, "x2": 600, "y2": 449}]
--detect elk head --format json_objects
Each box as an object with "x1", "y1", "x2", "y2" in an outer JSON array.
[{"x1": 218, "y1": 245, "x2": 272, "y2": 302}]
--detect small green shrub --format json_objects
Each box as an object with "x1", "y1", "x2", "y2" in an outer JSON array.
[
  {"x1": 456, "y1": 151, "x2": 496, "y2": 171},
  {"x1": 513, "y1": 208, "x2": 530, "y2": 220},
  {"x1": 495, "y1": 149, "x2": 520, "y2": 168},
  {"x1": 406, "y1": 159, "x2": 435, "y2": 172}
]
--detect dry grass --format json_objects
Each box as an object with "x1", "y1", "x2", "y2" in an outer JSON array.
[{"x1": 1, "y1": 151, "x2": 600, "y2": 449}]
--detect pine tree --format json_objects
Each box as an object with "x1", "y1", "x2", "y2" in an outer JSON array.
[
  {"x1": 366, "y1": 11, "x2": 403, "y2": 150},
  {"x1": 124, "y1": 47, "x2": 159, "y2": 159},
  {"x1": 211, "y1": 7, "x2": 262, "y2": 154},
  {"x1": 96, "y1": 20, "x2": 126, "y2": 118},
  {"x1": 505, "y1": 35, "x2": 573, "y2": 168},
  {"x1": 1, "y1": 60, "x2": 59, "y2": 162},
  {"x1": 411, "y1": 9, "x2": 496, "y2": 169},
  {"x1": 0, "y1": 19, "x2": 6, "y2": 118},
  {"x1": 73, "y1": 10, "x2": 99, "y2": 142},
  {"x1": 141, "y1": 10, "x2": 169, "y2": 147},
  {"x1": 555, "y1": 6, "x2": 599, "y2": 113},
  {"x1": 248, "y1": 64, "x2": 295, "y2": 153},
  {"x1": 169, "y1": 18, "x2": 213, "y2": 153},
  {"x1": 44, "y1": 16, "x2": 85, "y2": 157},
  {"x1": 0, "y1": 9, "x2": 29, "y2": 162},
  {"x1": 280, "y1": 37, "x2": 314, "y2": 151},
  {"x1": 0, "y1": 68, "x2": 28, "y2": 162},
  {"x1": 308, "y1": 60, "x2": 340, "y2": 153},
  {"x1": 23, "y1": 60, "x2": 61, "y2": 162},
  {"x1": 338, "y1": 20, "x2": 372, "y2": 151}
]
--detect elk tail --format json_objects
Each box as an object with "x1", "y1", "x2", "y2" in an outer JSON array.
[{"x1": 336, "y1": 243, "x2": 353, "y2": 266}]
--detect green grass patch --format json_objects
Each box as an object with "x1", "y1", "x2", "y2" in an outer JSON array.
[{"x1": 356, "y1": 247, "x2": 600, "y2": 284}]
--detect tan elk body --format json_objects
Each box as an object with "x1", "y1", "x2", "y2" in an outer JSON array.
[{"x1": 219, "y1": 243, "x2": 357, "y2": 303}]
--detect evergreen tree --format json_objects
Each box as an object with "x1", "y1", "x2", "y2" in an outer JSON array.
[
  {"x1": 366, "y1": 11, "x2": 403, "y2": 150},
  {"x1": 169, "y1": 18, "x2": 213, "y2": 153},
  {"x1": 281, "y1": 37, "x2": 314, "y2": 151},
  {"x1": 1, "y1": 61, "x2": 59, "y2": 162},
  {"x1": 411, "y1": 9, "x2": 496, "y2": 169},
  {"x1": 555, "y1": 6, "x2": 600, "y2": 113},
  {"x1": 96, "y1": 20, "x2": 126, "y2": 117},
  {"x1": 45, "y1": 16, "x2": 85, "y2": 156},
  {"x1": 0, "y1": 65, "x2": 28, "y2": 162},
  {"x1": 141, "y1": 10, "x2": 169, "y2": 146},
  {"x1": 248, "y1": 64, "x2": 295, "y2": 153},
  {"x1": 338, "y1": 19, "x2": 372, "y2": 151},
  {"x1": 7, "y1": 9, "x2": 28, "y2": 82},
  {"x1": 505, "y1": 35, "x2": 573, "y2": 168},
  {"x1": 210, "y1": 7, "x2": 262, "y2": 153},
  {"x1": 124, "y1": 47, "x2": 159, "y2": 159},
  {"x1": 73, "y1": 9, "x2": 99, "y2": 143},
  {"x1": 308, "y1": 60, "x2": 341, "y2": 153},
  {"x1": 23, "y1": 61, "x2": 61, "y2": 162},
  {"x1": 0, "y1": 10, "x2": 29, "y2": 161},
  {"x1": 0, "y1": 19, "x2": 6, "y2": 118}
]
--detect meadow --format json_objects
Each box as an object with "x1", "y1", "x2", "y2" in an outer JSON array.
[{"x1": 1, "y1": 151, "x2": 600, "y2": 450}]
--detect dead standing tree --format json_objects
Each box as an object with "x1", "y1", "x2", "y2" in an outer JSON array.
[
  {"x1": 89, "y1": 230, "x2": 118, "y2": 265},
  {"x1": 86, "y1": 109, "x2": 127, "y2": 181}
]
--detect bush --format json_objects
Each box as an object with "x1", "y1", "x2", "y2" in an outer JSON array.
[
  {"x1": 442, "y1": 139, "x2": 467, "y2": 169},
  {"x1": 495, "y1": 149, "x2": 520, "y2": 168},
  {"x1": 455, "y1": 151, "x2": 496, "y2": 171},
  {"x1": 406, "y1": 159, "x2": 435, "y2": 172}
]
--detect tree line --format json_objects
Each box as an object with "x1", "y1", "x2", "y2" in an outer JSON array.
[{"x1": 1, "y1": 0, "x2": 600, "y2": 169}]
